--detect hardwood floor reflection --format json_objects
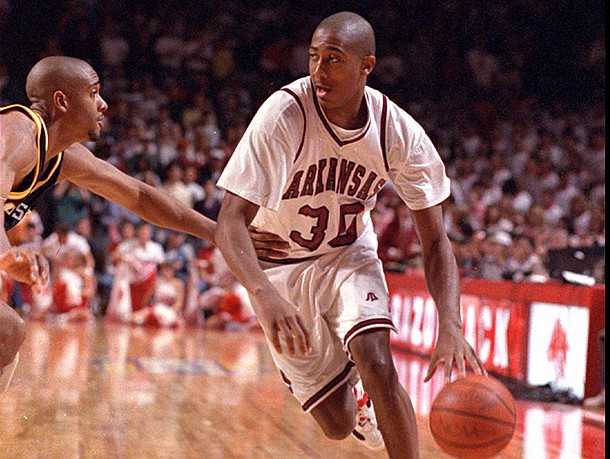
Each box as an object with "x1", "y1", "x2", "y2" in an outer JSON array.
[{"x1": 1, "y1": 320, "x2": 604, "y2": 458}]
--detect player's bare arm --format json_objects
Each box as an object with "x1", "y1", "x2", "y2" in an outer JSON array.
[
  {"x1": 59, "y1": 143, "x2": 289, "y2": 256},
  {"x1": 216, "y1": 191, "x2": 310, "y2": 357},
  {"x1": 411, "y1": 204, "x2": 486, "y2": 382}
]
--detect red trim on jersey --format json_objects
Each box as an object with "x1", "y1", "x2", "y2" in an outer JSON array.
[
  {"x1": 302, "y1": 361, "x2": 355, "y2": 412},
  {"x1": 309, "y1": 80, "x2": 371, "y2": 148},
  {"x1": 344, "y1": 318, "x2": 396, "y2": 349},
  {"x1": 380, "y1": 95, "x2": 390, "y2": 172},
  {"x1": 280, "y1": 88, "x2": 306, "y2": 163}
]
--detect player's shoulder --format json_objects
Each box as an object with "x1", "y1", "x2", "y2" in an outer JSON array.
[
  {"x1": 367, "y1": 87, "x2": 424, "y2": 133},
  {"x1": 0, "y1": 105, "x2": 39, "y2": 154},
  {"x1": 251, "y1": 78, "x2": 309, "y2": 128},
  {"x1": 265, "y1": 78, "x2": 309, "y2": 108}
]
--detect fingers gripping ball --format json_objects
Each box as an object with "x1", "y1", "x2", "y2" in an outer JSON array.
[{"x1": 429, "y1": 374, "x2": 516, "y2": 458}]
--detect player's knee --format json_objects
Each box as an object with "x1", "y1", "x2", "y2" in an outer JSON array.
[
  {"x1": 350, "y1": 332, "x2": 396, "y2": 379},
  {"x1": 318, "y1": 416, "x2": 355, "y2": 440},
  {"x1": 0, "y1": 312, "x2": 26, "y2": 367},
  {"x1": 311, "y1": 395, "x2": 356, "y2": 440}
]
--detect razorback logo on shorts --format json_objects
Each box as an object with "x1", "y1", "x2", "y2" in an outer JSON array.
[{"x1": 366, "y1": 292, "x2": 379, "y2": 301}]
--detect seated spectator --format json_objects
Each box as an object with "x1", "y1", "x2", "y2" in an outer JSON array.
[
  {"x1": 502, "y1": 178, "x2": 532, "y2": 215},
  {"x1": 503, "y1": 234, "x2": 549, "y2": 283},
  {"x1": 163, "y1": 230, "x2": 196, "y2": 282},
  {"x1": 24, "y1": 222, "x2": 96, "y2": 319},
  {"x1": 131, "y1": 260, "x2": 185, "y2": 328},
  {"x1": 52, "y1": 181, "x2": 92, "y2": 229},
  {"x1": 377, "y1": 203, "x2": 420, "y2": 272},
  {"x1": 540, "y1": 189, "x2": 565, "y2": 225},
  {"x1": 483, "y1": 204, "x2": 515, "y2": 234},
  {"x1": 107, "y1": 221, "x2": 165, "y2": 322},
  {"x1": 478, "y1": 231, "x2": 512, "y2": 281},
  {"x1": 161, "y1": 161, "x2": 193, "y2": 207},
  {"x1": 194, "y1": 179, "x2": 223, "y2": 221},
  {"x1": 48, "y1": 249, "x2": 96, "y2": 322},
  {"x1": 185, "y1": 248, "x2": 258, "y2": 331}
]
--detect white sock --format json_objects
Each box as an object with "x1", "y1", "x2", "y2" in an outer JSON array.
[{"x1": 0, "y1": 352, "x2": 19, "y2": 393}]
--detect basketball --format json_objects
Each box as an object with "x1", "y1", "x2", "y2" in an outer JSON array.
[{"x1": 429, "y1": 374, "x2": 516, "y2": 458}]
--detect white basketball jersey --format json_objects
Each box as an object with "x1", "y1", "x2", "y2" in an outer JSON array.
[{"x1": 218, "y1": 77, "x2": 450, "y2": 261}]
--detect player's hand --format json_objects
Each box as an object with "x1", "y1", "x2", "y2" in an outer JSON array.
[
  {"x1": 0, "y1": 246, "x2": 49, "y2": 292},
  {"x1": 424, "y1": 321, "x2": 487, "y2": 383},
  {"x1": 254, "y1": 292, "x2": 311, "y2": 357},
  {"x1": 248, "y1": 226, "x2": 290, "y2": 259}
]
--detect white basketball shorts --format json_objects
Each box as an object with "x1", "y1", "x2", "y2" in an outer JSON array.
[{"x1": 252, "y1": 238, "x2": 397, "y2": 412}]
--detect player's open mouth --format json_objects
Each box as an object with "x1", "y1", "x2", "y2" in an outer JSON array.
[{"x1": 315, "y1": 85, "x2": 331, "y2": 98}]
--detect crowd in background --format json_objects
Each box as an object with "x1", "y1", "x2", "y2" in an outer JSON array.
[{"x1": 0, "y1": 0, "x2": 605, "y2": 325}]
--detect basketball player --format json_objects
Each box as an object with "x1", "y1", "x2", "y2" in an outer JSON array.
[
  {"x1": 0, "y1": 56, "x2": 287, "y2": 393},
  {"x1": 216, "y1": 12, "x2": 486, "y2": 458}
]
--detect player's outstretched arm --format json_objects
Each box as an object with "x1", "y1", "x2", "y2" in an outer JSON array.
[
  {"x1": 411, "y1": 204, "x2": 486, "y2": 383},
  {"x1": 60, "y1": 143, "x2": 217, "y2": 243},
  {"x1": 59, "y1": 144, "x2": 289, "y2": 257}
]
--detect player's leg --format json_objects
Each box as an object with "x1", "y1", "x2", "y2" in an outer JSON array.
[
  {"x1": 309, "y1": 379, "x2": 358, "y2": 440},
  {"x1": 0, "y1": 300, "x2": 26, "y2": 392},
  {"x1": 349, "y1": 329, "x2": 419, "y2": 459}
]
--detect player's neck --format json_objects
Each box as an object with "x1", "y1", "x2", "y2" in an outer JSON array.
[
  {"x1": 29, "y1": 107, "x2": 73, "y2": 157},
  {"x1": 45, "y1": 121, "x2": 80, "y2": 157},
  {"x1": 322, "y1": 97, "x2": 368, "y2": 130}
]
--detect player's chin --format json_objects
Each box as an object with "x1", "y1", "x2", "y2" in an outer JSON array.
[{"x1": 87, "y1": 129, "x2": 101, "y2": 141}]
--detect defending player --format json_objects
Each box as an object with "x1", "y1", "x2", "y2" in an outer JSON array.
[
  {"x1": 216, "y1": 12, "x2": 486, "y2": 458},
  {"x1": 0, "y1": 56, "x2": 287, "y2": 393}
]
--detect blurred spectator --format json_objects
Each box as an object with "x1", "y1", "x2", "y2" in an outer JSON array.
[
  {"x1": 194, "y1": 179, "x2": 223, "y2": 221},
  {"x1": 41, "y1": 222, "x2": 95, "y2": 274},
  {"x1": 131, "y1": 260, "x2": 185, "y2": 328},
  {"x1": 184, "y1": 165, "x2": 205, "y2": 204},
  {"x1": 371, "y1": 188, "x2": 397, "y2": 240},
  {"x1": 566, "y1": 193, "x2": 593, "y2": 237},
  {"x1": 482, "y1": 204, "x2": 514, "y2": 235},
  {"x1": 478, "y1": 231, "x2": 512, "y2": 281},
  {"x1": 377, "y1": 203, "x2": 420, "y2": 272},
  {"x1": 501, "y1": 178, "x2": 533, "y2": 215},
  {"x1": 585, "y1": 128, "x2": 605, "y2": 181},
  {"x1": 33, "y1": 222, "x2": 97, "y2": 319},
  {"x1": 107, "y1": 222, "x2": 164, "y2": 321},
  {"x1": 489, "y1": 151, "x2": 513, "y2": 187},
  {"x1": 503, "y1": 234, "x2": 549, "y2": 283},
  {"x1": 540, "y1": 189, "x2": 565, "y2": 225},
  {"x1": 52, "y1": 181, "x2": 91, "y2": 228},
  {"x1": 191, "y1": 248, "x2": 258, "y2": 331},
  {"x1": 163, "y1": 230, "x2": 196, "y2": 282},
  {"x1": 161, "y1": 161, "x2": 193, "y2": 207},
  {"x1": 554, "y1": 171, "x2": 581, "y2": 215},
  {"x1": 48, "y1": 248, "x2": 96, "y2": 322}
]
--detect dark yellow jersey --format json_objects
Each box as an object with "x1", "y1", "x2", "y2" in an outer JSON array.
[{"x1": 1, "y1": 104, "x2": 64, "y2": 230}]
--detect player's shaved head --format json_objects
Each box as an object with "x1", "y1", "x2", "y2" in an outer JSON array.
[
  {"x1": 315, "y1": 11, "x2": 375, "y2": 56},
  {"x1": 25, "y1": 56, "x2": 96, "y2": 103}
]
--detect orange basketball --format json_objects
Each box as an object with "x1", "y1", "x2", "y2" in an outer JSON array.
[{"x1": 429, "y1": 374, "x2": 516, "y2": 458}]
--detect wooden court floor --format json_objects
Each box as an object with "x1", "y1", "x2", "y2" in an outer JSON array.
[{"x1": 1, "y1": 320, "x2": 605, "y2": 459}]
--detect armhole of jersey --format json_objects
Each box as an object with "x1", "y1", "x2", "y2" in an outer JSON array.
[
  {"x1": 380, "y1": 95, "x2": 389, "y2": 172},
  {"x1": 280, "y1": 88, "x2": 306, "y2": 163},
  {"x1": 38, "y1": 151, "x2": 64, "y2": 187},
  {"x1": 3, "y1": 104, "x2": 45, "y2": 200}
]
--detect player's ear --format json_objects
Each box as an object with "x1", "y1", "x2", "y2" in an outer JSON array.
[
  {"x1": 53, "y1": 90, "x2": 68, "y2": 112},
  {"x1": 362, "y1": 56, "x2": 376, "y2": 76}
]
